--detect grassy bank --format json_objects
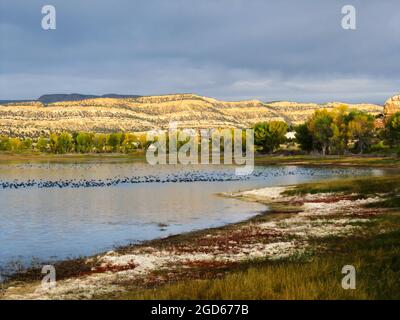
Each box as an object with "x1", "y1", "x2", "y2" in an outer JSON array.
[
  {"x1": 255, "y1": 154, "x2": 400, "y2": 168},
  {"x1": 117, "y1": 226, "x2": 400, "y2": 300},
  {"x1": 110, "y1": 175, "x2": 400, "y2": 300},
  {"x1": 283, "y1": 174, "x2": 400, "y2": 196}
]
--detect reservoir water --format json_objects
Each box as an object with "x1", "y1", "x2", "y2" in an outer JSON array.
[{"x1": 0, "y1": 162, "x2": 386, "y2": 273}]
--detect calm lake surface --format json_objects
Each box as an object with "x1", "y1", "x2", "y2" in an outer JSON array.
[{"x1": 0, "y1": 162, "x2": 387, "y2": 273}]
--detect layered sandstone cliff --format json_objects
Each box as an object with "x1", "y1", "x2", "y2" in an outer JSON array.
[
  {"x1": 384, "y1": 94, "x2": 400, "y2": 119},
  {"x1": 0, "y1": 93, "x2": 383, "y2": 138}
]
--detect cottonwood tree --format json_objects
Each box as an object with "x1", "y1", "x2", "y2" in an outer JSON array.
[
  {"x1": 254, "y1": 121, "x2": 288, "y2": 153},
  {"x1": 307, "y1": 110, "x2": 334, "y2": 156},
  {"x1": 295, "y1": 123, "x2": 314, "y2": 152},
  {"x1": 56, "y1": 132, "x2": 73, "y2": 154},
  {"x1": 384, "y1": 112, "x2": 400, "y2": 147},
  {"x1": 348, "y1": 113, "x2": 375, "y2": 154}
]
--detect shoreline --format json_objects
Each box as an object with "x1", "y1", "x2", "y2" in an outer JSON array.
[
  {"x1": 2, "y1": 173, "x2": 399, "y2": 300},
  {"x1": 0, "y1": 152, "x2": 399, "y2": 168}
]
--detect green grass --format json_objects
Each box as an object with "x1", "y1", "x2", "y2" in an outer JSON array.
[
  {"x1": 366, "y1": 196, "x2": 400, "y2": 209},
  {"x1": 115, "y1": 220, "x2": 400, "y2": 300},
  {"x1": 255, "y1": 155, "x2": 400, "y2": 168},
  {"x1": 283, "y1": 174, "x2": 400, "y2": 196}
]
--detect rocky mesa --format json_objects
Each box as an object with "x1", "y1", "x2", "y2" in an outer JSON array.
[
  {"x1": 0, "y1": 93, "x2": 385, "y2": 138},
  {"x1": 383, "y1": 94, "x2": 400, "y2": 119}
]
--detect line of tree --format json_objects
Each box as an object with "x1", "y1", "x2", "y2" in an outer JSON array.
[
  {"x1": 0, "y1": 130, "x2": 245, "y2": 154},
  {"x1": 0, "y1": 132, "x2": 148, "y2": 154},
  {"x1": 295, "y1": 106, "x2": 376, "y2": 155},
  {"x1": 253, "y1": 106, "x2": 400, "y2": 155}
]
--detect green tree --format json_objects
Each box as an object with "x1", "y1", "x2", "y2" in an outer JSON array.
[
  {"x1": 330, "y1": 105, "x2": 350, "y2": 154},
  {"x1": 107, "y1": 132, "x2": 123, "y2": 152},
  {"x1": 295, "y1": 123, "x2": 313, "y2": 152},
  {"x1": 56, "y1": 132, "x2": 73, "y2": 154},
  {"x1": 22, "y1": 138, "x2": 33, "y2": 150},
  {"x1": 9, "y1": 138, "x2": 22, "y2": 152},
  {"x1": 36, "y1": 137, "x2": 49, "y2": 152},
  {"x1": 49, "y1": 133, "x2": 59, "y2": 153},
  {"x1": 254, "y1": 121, "x2": 288, "y2": 153},
  {"x1": 93, "y1": 133, "x2": 107, "y2": 153},
  {"x1": 348, "y1": 113, "x2": 375, "y2": 153},
  {"x1": 121, "y1": 133, "x2": 139, "y2": 153},
  {"x1": 76, "y1": 132, "x2": 94, "y2": 153},
  {"x1": 384, "y1": 112, "x2": 400, "y2": 147},
  {"x1": 136, "y1": 132, "x2": 149, "y2": 149},
  {"x1": 307, "y1": 109, "x2": 334, "y2": 155},
  {"x1": 0, "y1": 136, "x2": 11, "y2": 151},
  {"x1": 71, "y1": 131, "x2": 79, "y2": 152}
]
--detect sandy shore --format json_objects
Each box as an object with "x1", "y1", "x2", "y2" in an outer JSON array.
[{"x1": 0, "y1": 183, "x2": 387, "y2": 300}]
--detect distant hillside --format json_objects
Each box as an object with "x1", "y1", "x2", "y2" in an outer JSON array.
[
  {"x1": 37, "y1": 93, "x2": 142, "y2": 104},
  {"x1": 0, "y1": 93, "x2": 383, "y2": 138},
  {"x1": 0, "y1": 99, "x2": 32, "y2": 104}
]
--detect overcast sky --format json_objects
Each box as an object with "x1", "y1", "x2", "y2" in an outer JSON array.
[{"x1": 0, "y1": 0, "x2": 399, "y2": 103}]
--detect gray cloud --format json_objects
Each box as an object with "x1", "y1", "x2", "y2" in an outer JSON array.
[{"x1": 1, "y1": 0, "x2": 400, "y2": 103}]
